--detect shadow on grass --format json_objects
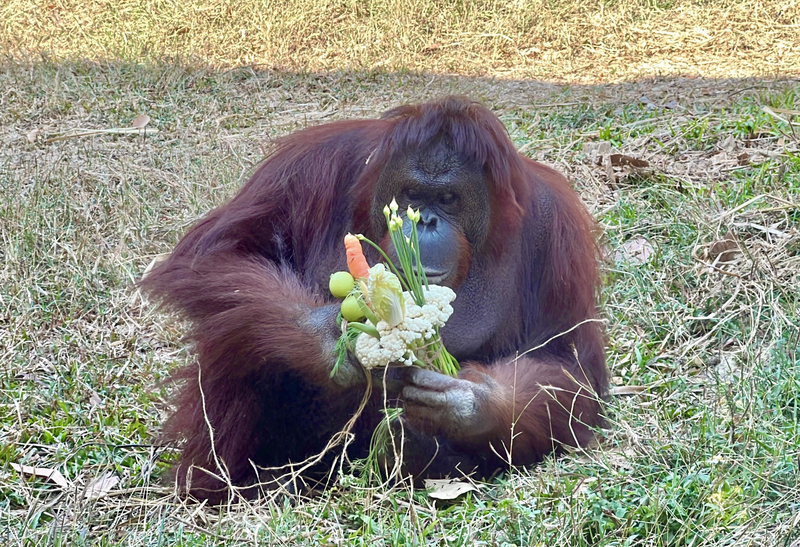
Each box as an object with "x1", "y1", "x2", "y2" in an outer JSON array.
[{"x1": 2, "y1": 54, "x2": 798, "y2": 135}]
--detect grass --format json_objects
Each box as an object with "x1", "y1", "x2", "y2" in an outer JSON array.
[
  {"x1": 1, "y1": 0, "x2": 800, "y2": 544},
  {"x1": 2, "y1": 0, "x2": 799, "y2": 82},
  {"x1": 1, "y1": 57, "x2": 798, "y2": 546}
]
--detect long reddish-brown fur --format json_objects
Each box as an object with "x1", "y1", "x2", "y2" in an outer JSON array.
[{"x1": 142, "y1": 96, "x2": 607, "y2": 502}]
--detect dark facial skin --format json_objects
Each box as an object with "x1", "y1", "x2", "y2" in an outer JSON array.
[{"x1": 370, "y1": 139, "x2": 491, "y2": 287}]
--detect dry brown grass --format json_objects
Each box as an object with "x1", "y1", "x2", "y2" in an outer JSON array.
[{"x1": 2, "y1": 0, "x2": 799, "y2": 82}]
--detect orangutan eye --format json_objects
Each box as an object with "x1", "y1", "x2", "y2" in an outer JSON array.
[
  {"x1": 439, "y1": 192, "x2": 457, "y2": 206},
  {"x1": 405, "y1": 188, "x2": 424, "y2": 202}
]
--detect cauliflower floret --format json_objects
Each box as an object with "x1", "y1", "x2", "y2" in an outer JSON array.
[{"x1": 353, "y1": 284, "x2": 456, "y2": 369}]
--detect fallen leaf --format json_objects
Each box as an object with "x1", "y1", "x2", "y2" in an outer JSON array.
[
  {"x1": 720, "y1": 134, "x2": 737, "y2": 154},
  {"x1": 84, "y1": 473, "x2": 119, "y2": 500},
  {"x1": 609, "y1": 154, "x2": 649, "y2": 168},
  {"x1": 132, "y1": 114, "x2": 151, "y2": 128},
  {"x1": 89, "y1": 390, "x2": 102, "y2": 407},
  {"x1": 11, "y1": 463, "x2": 70, "y2": 489},
  {"x1": 615, "y1": 236, "x2": 654, "y2": 265},
  {"x1": 639, "y1": 96, "x2": 656, "y2": 111},
  {"x1": 706, "y1": 233, "x2": 739, "y2": 263},
  {"x1": 584, "y1": 141, "x2": 612, "y2": 165},
  {"x1": 424, "y1": 479, "x2": 477, "y2": 500},
  {"x1": 26, "y1": 129, "x2": 41, "y2": 143}
]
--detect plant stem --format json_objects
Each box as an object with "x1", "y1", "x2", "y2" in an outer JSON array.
[
  {"x1": 348, "y1": 321, "x2": 381, "y2": 338},
  {"x1": 356, "y1": 236, "x2": 411, "y2": 293}
]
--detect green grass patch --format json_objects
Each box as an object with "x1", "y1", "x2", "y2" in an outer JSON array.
[{"x1": 1, "y1": 59, "x2": 799, "y2": 545}]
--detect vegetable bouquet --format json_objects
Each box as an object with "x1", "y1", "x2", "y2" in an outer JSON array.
[{"x1": 329, "y1": 199, "x2": 459, "y2": 378}]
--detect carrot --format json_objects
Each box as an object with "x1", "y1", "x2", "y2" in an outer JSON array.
[{"x1": 344, "y1": 233, "x2": 370, "y2": 279}]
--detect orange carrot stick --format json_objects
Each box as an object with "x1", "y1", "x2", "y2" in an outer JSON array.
[{"x1": 344, "y1": 233, "x2": 370, "y2": 279}]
